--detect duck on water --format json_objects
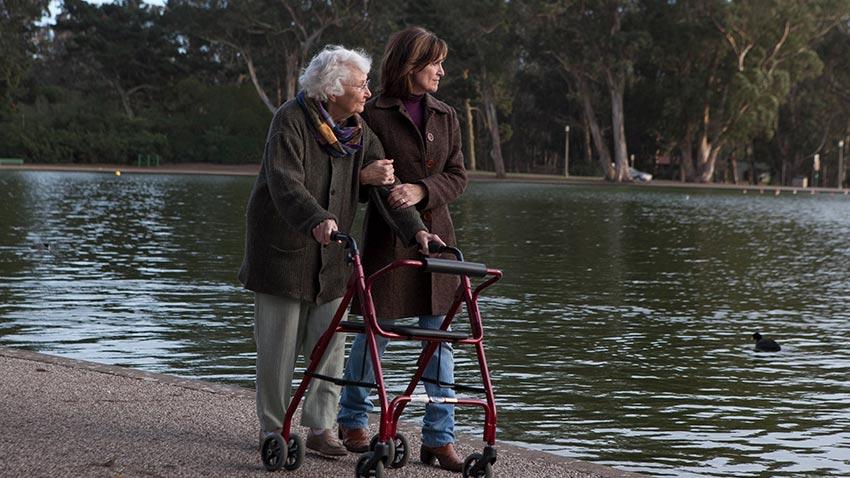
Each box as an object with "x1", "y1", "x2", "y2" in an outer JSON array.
[{"x1": 753, "y1": 332, "x2": 781, "y2": 352}]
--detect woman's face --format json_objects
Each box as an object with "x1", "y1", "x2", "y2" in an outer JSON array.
[
  {"x1": 410, "y1": 59, "x2": 445, "y2": 95},
  {"x1": 328, "y1": 68, "x2": 371, "y2": 121}
]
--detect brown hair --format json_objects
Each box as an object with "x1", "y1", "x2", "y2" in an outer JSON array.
[{"x1": 380, "y1": 27, "x2": 448, "y2": 98}]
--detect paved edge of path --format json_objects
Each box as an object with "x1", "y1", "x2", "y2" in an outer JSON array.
[{"x1": 0, "y1": 346, "x2": 645, "y2": 478}]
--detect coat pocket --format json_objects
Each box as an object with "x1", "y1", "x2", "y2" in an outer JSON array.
[
  {"x1": 270, "y1": 243, "x2": 306, "y2": 254},
  {"x1": 266, "y1": 245, "x2": 308, "y2": 297}
]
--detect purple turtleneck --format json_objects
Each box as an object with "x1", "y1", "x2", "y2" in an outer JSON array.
[{"x1": 402, "y1": 93, "x2": 426, "y2": 133}]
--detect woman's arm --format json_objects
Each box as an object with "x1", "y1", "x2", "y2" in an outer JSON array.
[{"x1": 361, "y1": 127, "x2": 429, "y2": 246}]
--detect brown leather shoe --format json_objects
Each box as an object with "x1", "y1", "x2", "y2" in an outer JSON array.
[
  {"x1": 421, "y1": 442, "x2": 463, "y2": 472},
  {"x1": 337, "y1": 424, "x2": 370, "y2": 453},
  {"x1": 305, "y1": 429, "x2": 347, "y2": 457}
]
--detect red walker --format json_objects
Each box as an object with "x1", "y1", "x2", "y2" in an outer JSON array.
[{"x1": 260, "y1": 232, "x2": 502, "y2": 478}]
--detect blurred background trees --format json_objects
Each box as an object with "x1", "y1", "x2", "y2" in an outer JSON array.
[{"x1": 2, "y1": 0, "x2": 850, "y2": 185}]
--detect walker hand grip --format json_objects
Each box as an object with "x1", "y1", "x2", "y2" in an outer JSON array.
[
  {"x1": 426, "y1": 243, "x2": 463, "y2": 261},
  {"x1": 428, "y1": 241, "x2": 445, "y2": 254},
  {"x1": 330, "y1": 232, "x2": 358, "y2": 258},
  {"x1": 422, "y1": 257, "x2": 488, "y2": 277}
]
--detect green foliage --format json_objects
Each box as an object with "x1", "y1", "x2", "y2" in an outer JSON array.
[
  {"x1": 0, "y1": 86, "x2": 166, "y2": 162},
  {"x1": 759, "y1": 23, "x2": 850, "y2": 182},
  {"x1": 54, "y1": 0, "x2": 182, "y2": 118},
  {"x1": 2, "y1": 0, "x2": 850, "y2": 182},
  {"x1": 155, "y1": 78, "x2": 268, "y2": 164},
  {"x1": 0, "y1": 0, "x2": 49, "y2": 108},
  {"x1": 0, "y1": 76, "x2": 266, "y2": 164}
]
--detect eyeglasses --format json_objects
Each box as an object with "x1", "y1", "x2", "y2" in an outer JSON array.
[{"x1": 344, "y1": 78, "x2": 370, "y2": 91}]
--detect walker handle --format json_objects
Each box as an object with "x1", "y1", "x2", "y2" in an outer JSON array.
[
  {"x1": 422, "y1": 257, "x2": 487, "y2": 277},
  {"x1": 427, "y1": 241, "x2": 463, "y2": 261},
  {"x1": 331, "y1": 231, "x2": 350, "y2": 244},
  {"x1": 331, "y1": 232, "x2": 358, "y2": 260},
  {"x1": 427, "y1": 241, "x2": 444, "y2": 254}
]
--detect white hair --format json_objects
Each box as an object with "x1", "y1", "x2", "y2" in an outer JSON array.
[{"x1": 299, "y1": 45, "x2": 371, "y2": 101}]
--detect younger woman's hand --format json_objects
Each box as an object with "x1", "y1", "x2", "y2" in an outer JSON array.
[
  {"x1": 389, "y1": 183, "x2": 426, "y2": 209},
  {"x1": 415, "y1": 231, "x2": 444, "y2": 255}
]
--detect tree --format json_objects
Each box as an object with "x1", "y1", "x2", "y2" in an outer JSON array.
[
  {"x1": 53, "y1": 0, "x2": 181, "y2": 119},
  {"x1": 648, "y1": 0, "x2": 849, "y2": 182},
  {"x1": 766, "y1": 23, "x2": 850, "y2": 185},
  {"x1": 0, "y1": 0, "x2": 49, "y2": 109},
  {"x1": 526, "y1": 0, "x2": 648, "y2": 182},
  {"x1": 169, "y1": 0, "x2": 368, "y2": 113}
]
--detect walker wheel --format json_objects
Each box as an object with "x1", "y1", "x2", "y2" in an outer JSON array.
[
  {"x1": 260, "y1": 432, "x2": 288, "y2": 471},
  {"x1": 284, "y1": 434, "x2": 304, "y2": 471},
  {"x1": 463, "y1": 452, "x2": 493, "y2": 478},
  {"x1": 356, "y1": 452, "x2": 385, "y2": 478},
  {"x1": 389, "y1": 433, "x2": 409, "y2": 468},
  {"x1": 368, "y1": 434, "x2": 396, "y2": 466}
]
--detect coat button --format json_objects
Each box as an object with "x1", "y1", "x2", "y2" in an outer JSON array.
[
  {"x1": 422, "y1": 211, "x2": 432, "y2": 222},
  {"x1": 426, "y1": 132, "x2": 434, "y2": 142},
  {"x1": 330, "y1": 188, "x2": 336, "y2": 196},
  {"x1": 426, "y1": 159, "x2": 435, "y2": 169}
]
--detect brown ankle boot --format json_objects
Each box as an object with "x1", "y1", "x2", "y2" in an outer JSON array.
[
  {"x1": 337, "y1": 424, "x2": 370, "y2": 453},
  {"x1": 420, "y1": 442, "x2": 463, "y2": 472}
]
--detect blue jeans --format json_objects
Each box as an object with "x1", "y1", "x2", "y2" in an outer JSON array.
[{"x1": 337, "y1": 315, "x2": 455, "y2": 447}]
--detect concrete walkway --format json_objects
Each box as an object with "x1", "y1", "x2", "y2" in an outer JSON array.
[{"x1": 0, "y1": 346, "x2": 643, "y2": 478}]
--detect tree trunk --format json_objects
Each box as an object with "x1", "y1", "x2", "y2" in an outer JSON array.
[
  {"x1": 695, "y1": 131, "x2": 718, "y2": 183},
  {"x1": 118, "y1": 88, "x2": 134, "y2": 119},
  {"x1": 679, "y1": 128, "x2": 695, "y2": 181},
  {"x1": 749, "y1": 145, "x2": 756, "y2": 184},
  {"x1": 480, "y1": 78, "x2": 506, "y2": 178},
  {"x1": 575, "y1": 75, "x2": 613, "y2": 179},
  {"x1": 284, "y1": 51, "x2": 299, "y2": 102},
  {"x1": 731, "y1": 150, "x2": 739, "y2": 184},
  {"x1": 464, "y1": 99, "x2": 477, "y2": 171},
  {"x1": 606, "y1": 69, "x2": 628, "y2": 182},
  {"x1": 243, "y1": 51, "x2": 275, "y2": 113},
  {"x1": 275, "y1": 76, "x2": 281, "y2": 106},
  {"x1": 107, "y1": 78, "x2": 134, "y2": 119},
  {"x1": 583, "y1": 118, "x2": 593, "y2": 168},
  {"x1": 792, "y1": 151, "x2": 803, "y2": 181}
]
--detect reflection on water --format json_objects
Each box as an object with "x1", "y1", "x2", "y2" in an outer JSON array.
[{"x1": 2, "y1": 171, "x2": 849, "y2": 477}]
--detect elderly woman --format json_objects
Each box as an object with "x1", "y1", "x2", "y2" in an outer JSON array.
[
  {"x1": 337, "y1": 27, "x2": 468, "y2": 472},
  {"x1": 238, "y1": 45, "x2": 436, "y2": 457}
]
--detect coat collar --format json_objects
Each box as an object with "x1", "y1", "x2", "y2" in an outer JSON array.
[{"x1": 373, "y1": 93, "x2": 451, "y2": 114}]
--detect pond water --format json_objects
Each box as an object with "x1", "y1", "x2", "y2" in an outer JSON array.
[{"x1": 1, "y1": 170, "x2": 849, "y2": 477}]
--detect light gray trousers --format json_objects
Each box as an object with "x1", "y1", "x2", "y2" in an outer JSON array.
[{"x1": 254, "y1": 292, "x2": 347, "y2": 432}]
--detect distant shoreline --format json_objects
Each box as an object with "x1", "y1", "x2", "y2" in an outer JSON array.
[
  {"x1": 2, "y1": 162, "x2": 849, "y2": 195},
  {"x1": 0, "y1": 162, "x2": 261, "y2": 176}
]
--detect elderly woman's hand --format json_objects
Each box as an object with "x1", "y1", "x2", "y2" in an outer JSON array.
[
  {"x1": 360, "y1": 159, "x2": 395, "y2": 186},
  {"x1": 414, "y1": 230, "x2": 444, "y2": 255},
  {"x1": 312, "y1": 218, "x2": 338, "y2": 245},
  {"x1": 389, "y1": 183, "x2": 426, "y2": 209}
]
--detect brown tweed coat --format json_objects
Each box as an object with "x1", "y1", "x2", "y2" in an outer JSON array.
[
  {"x1": 356, "y1": 93, "x2": 468, "y2": 320},
  {"x1": 238, "y1": 98, "x2": 425, "y2": 304}
]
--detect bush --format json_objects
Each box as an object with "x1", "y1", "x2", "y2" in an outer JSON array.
[{"x1": 0, "y1": 80, "x2": 268, "y2": 164}]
